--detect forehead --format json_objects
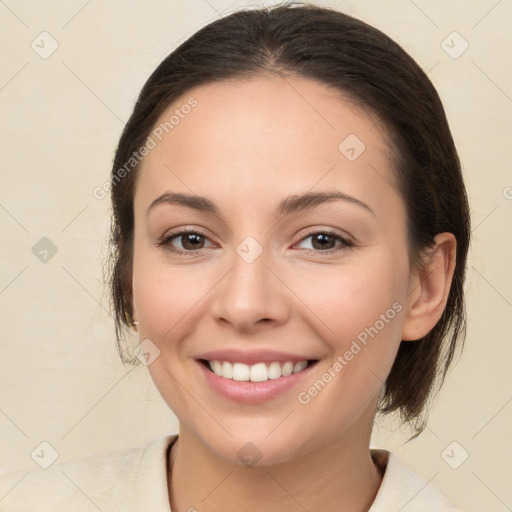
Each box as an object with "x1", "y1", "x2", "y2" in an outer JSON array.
[{"x1": 135, "y1": 74, "x2": 402, "y2": 220}]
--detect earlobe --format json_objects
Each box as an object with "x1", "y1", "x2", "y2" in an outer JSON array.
[{"x1": 401, "y1": 233, "x2": 457, "y2": 341}]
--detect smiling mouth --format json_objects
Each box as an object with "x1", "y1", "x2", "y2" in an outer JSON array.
[{"x1": 199, "y1": 359, "x2": 318, "y2": 382}]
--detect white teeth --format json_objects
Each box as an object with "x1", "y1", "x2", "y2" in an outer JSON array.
[
  {"x1": 281, "y1": 362, "x2": 294, "y2": 376},
  {"x1": 211, "y1": 360, "x2": 222, "y2": 376},
  {"x1": 232, "y1": 362, "x2": 250, "y2": 381},
  {"x1": 293, "y1": 361, "x2": 308, "y2": 374},
  {"x1": 268, "y1": 361, "x2": 282, "y2": 379},
  {"x1": 222, "y1": 361, "x2": 233, "y2": 379},
  {"x1": 207, "y1": 360, "x2": 310, "y2": 381},
  {"x1": 249, "y1": 362, "x2": 268, "y2": 382}
]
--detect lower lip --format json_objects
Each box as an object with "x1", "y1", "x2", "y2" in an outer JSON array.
[{"x1": 196, "y1": 360, "x2": 318, "y2": 404}]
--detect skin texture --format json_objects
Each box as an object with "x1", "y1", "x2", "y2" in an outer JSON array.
[{"x1": 131, "y1": 74, "x2": 456, "y2": 512}]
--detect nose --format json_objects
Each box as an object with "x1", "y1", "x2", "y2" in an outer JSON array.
[{"x1": 209, "y1": 242, "x2": 290, "y2": 333}]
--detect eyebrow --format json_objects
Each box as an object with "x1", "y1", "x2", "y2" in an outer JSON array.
[{"x1": 146, "y1": 190, "x2": 375, "y2": 218}]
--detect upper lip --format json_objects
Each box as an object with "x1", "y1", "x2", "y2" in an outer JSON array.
[{"x1": 195, "y1": 349, "x2": 318, "y2": 365}]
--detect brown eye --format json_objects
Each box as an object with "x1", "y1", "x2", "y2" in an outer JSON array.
[
  {"x1": 177, "y1": 232, "x2": 206, "y2": 251},
  {"x1": 296, "y1": 230, "x2": 353, "y2": 255},
  {"x1": 310, "y1": 233, "x2": 337, "y2": 250},
  {"x1": 157, "y1": 229, "x2": 214, "y2": 253}
]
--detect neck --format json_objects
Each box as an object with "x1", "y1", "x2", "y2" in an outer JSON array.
[{"x1": 168, "y1": 422, "x2": 383, "y2": 512}]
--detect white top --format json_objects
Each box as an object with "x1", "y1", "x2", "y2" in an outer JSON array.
[{"x1": 0, "y1": 434, "x2": 463, "y2": 511}]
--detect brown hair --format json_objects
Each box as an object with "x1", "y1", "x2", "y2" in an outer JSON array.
[{"x1": 106, "y1": 3, "x2": 471, "y2": 437}]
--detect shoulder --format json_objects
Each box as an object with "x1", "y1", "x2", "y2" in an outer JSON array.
[
  {"x1": 369, "y1": 448, "x2": 465, "y2": 512},
  {"x1": 0, "y1": 434, "x2": 177, "y2": 512}
]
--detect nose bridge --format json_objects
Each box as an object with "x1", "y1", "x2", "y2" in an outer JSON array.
[{"x1": 211, "y1": 234, "x2": 289, "y2": 329}]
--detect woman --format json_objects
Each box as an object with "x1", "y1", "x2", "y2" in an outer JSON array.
[{"x1": 0, "y1": 3, "x2": 470, "y2": 511}]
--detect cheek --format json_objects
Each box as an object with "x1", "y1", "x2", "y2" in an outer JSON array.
[
  {"x1": 289, "y1": 258, "x2": 406, "y2": 430},
  {"x1": 131, "y1": 242, "x2": 208, "y2": 344},
  {"x1": 291, "y1": 252, "x2": 406, "y2": 379},
  {"x1": 295, "y1": 257, "x2": 403, "y2": 340}
]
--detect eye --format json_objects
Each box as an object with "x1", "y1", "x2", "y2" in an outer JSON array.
[
  {"x1": 156, "y1": 228, "x2": 215, "y2": 253},
  {"x1": 295, "y1": 230, "x2": 353, "y2": 255},
  {"x1": 156, "y1": 228, "x2": 354, "y2": 255}
]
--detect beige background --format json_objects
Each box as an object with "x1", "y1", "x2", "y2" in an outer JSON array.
[{"x1": 1, "y1": 0, "x2": 511, "y2": 510}]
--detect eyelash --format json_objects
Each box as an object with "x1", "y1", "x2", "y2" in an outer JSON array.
[{"x1": 156, "y1": 227, "x2": 354, "y2": 256}]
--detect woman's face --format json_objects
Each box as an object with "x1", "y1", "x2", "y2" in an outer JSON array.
[{"x1": 132, "y1": 74, "x2": 413, "y2": 465}]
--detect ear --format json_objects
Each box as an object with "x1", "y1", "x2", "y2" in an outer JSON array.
[
  {"x1": 401, "y1": 233, "x2": 457, "y2": 341},
  {"x1": 131, "y1": 307, "x2": 139, "y2": 333}
]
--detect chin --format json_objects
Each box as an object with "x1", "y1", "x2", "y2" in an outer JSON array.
[{"x1": 196, "y1": 422, "x2": 314, "y2": 468}]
